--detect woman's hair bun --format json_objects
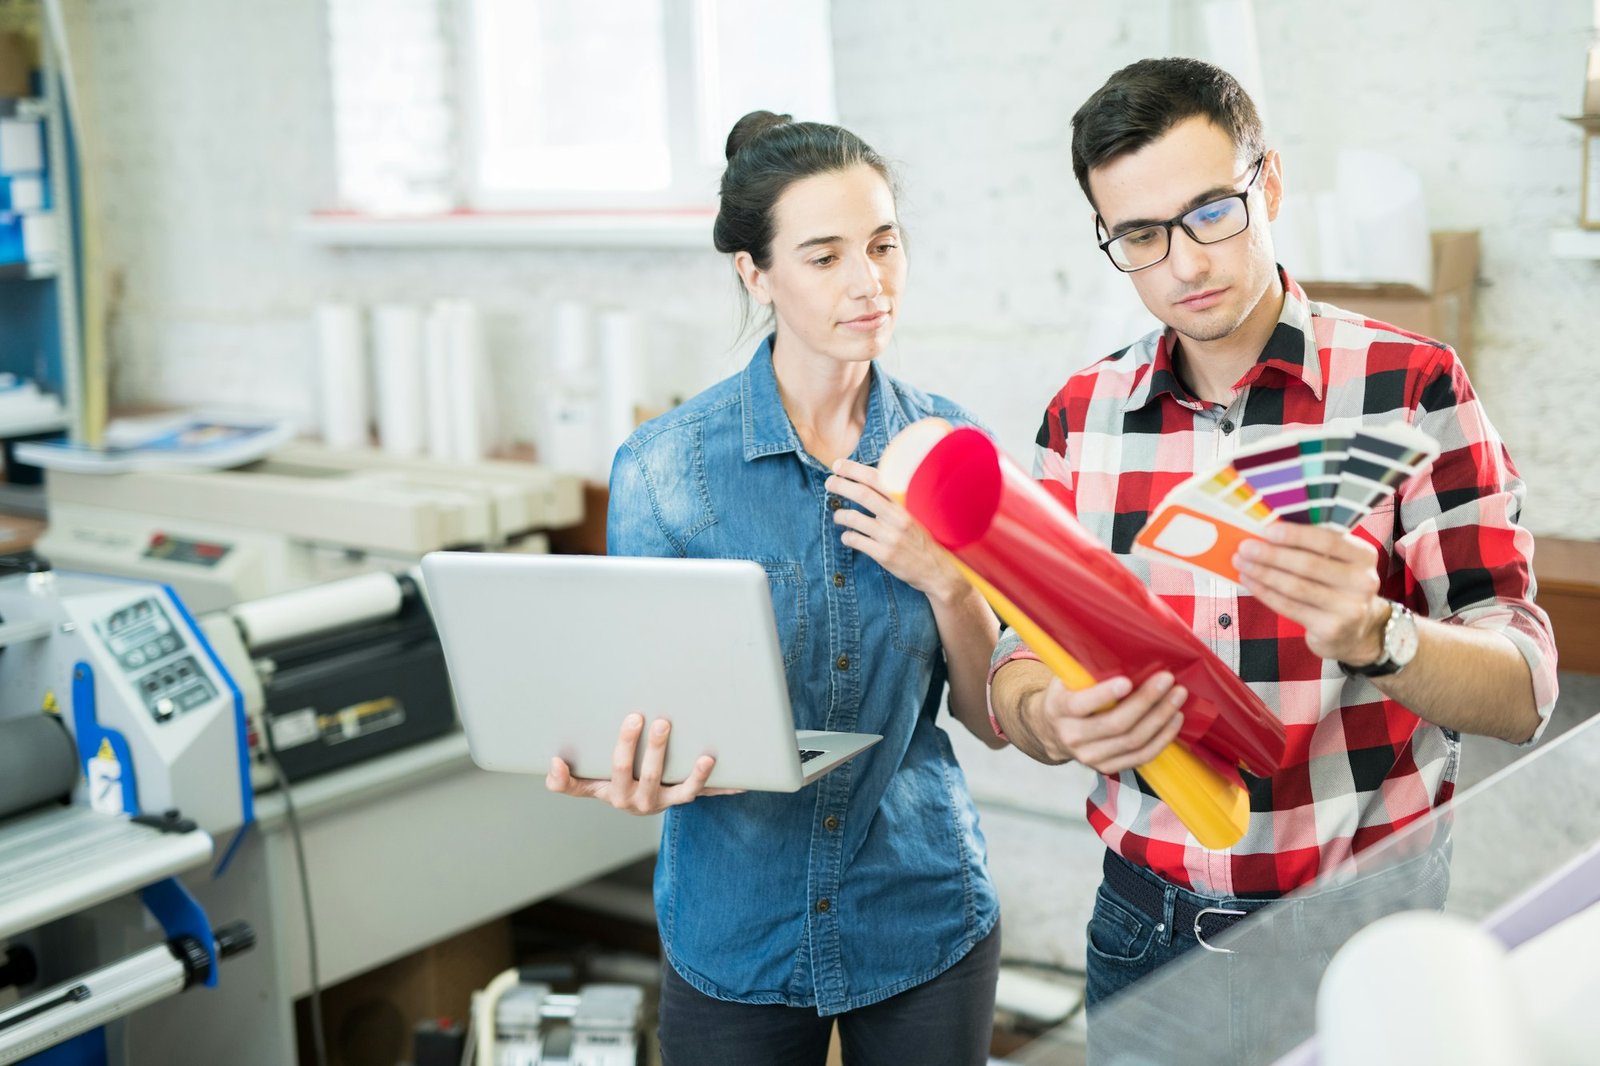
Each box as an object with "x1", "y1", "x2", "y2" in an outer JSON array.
[{"x1": 724, "y1": 110, "x2": 794, "y2": 162}]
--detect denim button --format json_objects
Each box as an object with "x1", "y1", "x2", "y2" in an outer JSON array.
[
  {"x1": 836, "y1": 655, "x2": 850, "y2": 671},
  {"x1": 824, "y1": 815, "x2": 840, "y2": 831},
  {"x1": 827, "y1": 496, "x2": 843, "y2": 511},
  {"x1": 816, "y1": 898, "x2": 831, "y2": 913},
  {"x1": 833, "y1": 572, "x2": 845, "y2": 588}
]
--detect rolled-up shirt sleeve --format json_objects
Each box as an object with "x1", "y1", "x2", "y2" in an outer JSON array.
[{"x1": 1397, "y1": 349, "x2": 1559, "y2": 741}]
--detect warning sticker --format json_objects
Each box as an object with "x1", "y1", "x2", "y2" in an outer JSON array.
[{"x1": 89, "y1": 739, "x2": 124, "y2": 814}]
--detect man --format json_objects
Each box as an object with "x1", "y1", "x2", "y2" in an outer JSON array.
[{"x1": 987, "y1": 57, "x2": 1558, "y2": 1052}]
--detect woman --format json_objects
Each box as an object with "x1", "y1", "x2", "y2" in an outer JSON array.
[{"x1": 546, "y1": 111, "x2": 1004, "y2": 1066}]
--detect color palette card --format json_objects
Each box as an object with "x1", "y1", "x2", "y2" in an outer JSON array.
[{"x1": 1133, "y1": 422, "x2": 1439, "y2": 583}]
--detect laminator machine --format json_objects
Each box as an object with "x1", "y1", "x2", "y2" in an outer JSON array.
[
  {"x1": 0, "y1": 560, "x2": 256, "y2": 1065},
  {"x1": 0, "y1": 452, "x2": 663, "y2": 1065},
  {"x1": 31, "y1": 444, "x2": 586, "y2": 783}
]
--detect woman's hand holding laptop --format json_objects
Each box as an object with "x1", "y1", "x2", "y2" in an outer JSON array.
[{"x1": 544, "y1": 712, "x2": 746, "y2": 815}]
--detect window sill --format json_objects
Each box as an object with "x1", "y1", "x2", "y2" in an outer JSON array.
[
  {"x1": 1549, "y1": 228, "x2": 1600, "y2": 259},
  {"x1": 299, "y1": 210, "x2": 716, "y2": 250}
]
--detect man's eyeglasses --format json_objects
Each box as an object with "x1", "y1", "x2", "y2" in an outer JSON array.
[{"x1": 1096, "y1": 156, "x2": 1267, "y2": 273}]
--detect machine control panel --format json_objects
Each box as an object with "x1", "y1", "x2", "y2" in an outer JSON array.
[
  {"x1": 95, "y1": 597, "x2": 218, "y2": 723},
  {"x1": 142, "y1": 532, "x2": 233, "y2": 568}
]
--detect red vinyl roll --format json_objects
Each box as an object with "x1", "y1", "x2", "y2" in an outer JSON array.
[{"x1": 905, "y1": 425, "x2": 1285, "y2": 778}]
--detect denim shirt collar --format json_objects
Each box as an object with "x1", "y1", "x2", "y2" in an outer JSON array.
[{"x1": 739, "y1": 335, "x2": 910, "y2": 465}]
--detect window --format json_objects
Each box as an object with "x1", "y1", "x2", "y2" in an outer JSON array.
[{"x1": 326, "y1": 0, "x2": 836, "y2": 218}]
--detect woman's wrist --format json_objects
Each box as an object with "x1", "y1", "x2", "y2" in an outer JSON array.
[{"x1": 926, "y1": 570, "x2": 979, "y2": 611}]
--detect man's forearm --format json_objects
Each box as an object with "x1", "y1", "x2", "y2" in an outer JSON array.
[
  {"x1": 989, "y1": 658, "x2": 1068, "y2": 765},
  {"x1": 1372, "y1": 619, "x2": 1541, "y2": 743}
]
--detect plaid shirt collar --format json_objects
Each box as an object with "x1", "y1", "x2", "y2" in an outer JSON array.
[{"x1": 1123, "y1": 268, "x2": 1326, "y2": 413}]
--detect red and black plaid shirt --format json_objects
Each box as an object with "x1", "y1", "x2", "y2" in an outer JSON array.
[{"x1": 993, "y1": 269, "x2": 1559, "y2": 897}]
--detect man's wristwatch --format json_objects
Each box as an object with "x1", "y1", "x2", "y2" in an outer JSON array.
[{"x1": 1339, "y1": 601, "x2": 1419, "y2": 678}]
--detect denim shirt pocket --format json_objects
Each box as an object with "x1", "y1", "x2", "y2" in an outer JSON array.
[
  {"x1": 878, "y1": 570, "x2": 939, "y2": 662},
  {"x1": 754, "y1": 559, "x2": 807, "y2": 670}
]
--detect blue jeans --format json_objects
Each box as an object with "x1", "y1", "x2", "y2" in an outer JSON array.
[
  {"x1": 657, "y1": 920, "x2": 1001, "y2": 1066},
  {"x1": 1085, "y1": 847, "x2": 1451, "y2": 1065}
]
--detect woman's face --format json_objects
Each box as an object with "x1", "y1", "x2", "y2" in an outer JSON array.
[{"x1": 739, "y1": 163, "x2": 904, "y2": 368}]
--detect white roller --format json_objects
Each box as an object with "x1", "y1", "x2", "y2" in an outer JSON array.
[
  {"x1": 1317, "y1": 911, "x2": 1524, "y2": 1066},
  {"x1": 230, "y1": 571, "x2": 405, "y2": 650},
  {"x1": 424, "y1": 301, "x2": 456, "y2": 461},
  {"x1": 372, "y1": 303, "x2": 426, "y2": 457},
  {"x1": 447, "y1": 299, "x2": 489, "y2": 462},
  {"x1": 551, "y1": 299, "x2": 593, "y2": 387},
  {"x1": 597, "y1": 307, "x2": 641, "y2": 466},
  {"x1": 314, "y1": 303, "x2": 369, "y2": 449},
  {"x1": 0, "y1": 943, "x2": 188, "y2": 1064}
]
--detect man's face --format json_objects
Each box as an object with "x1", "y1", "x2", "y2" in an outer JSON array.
[{"x1": 1087, "y1": 116, "x2": 1282, "y2": 346}]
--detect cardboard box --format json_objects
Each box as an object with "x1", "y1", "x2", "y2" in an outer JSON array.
[
  {"x1": 0, "y1": 33, "x2": 33, "y2": 100},
  {"x1": 298, "y1": 917, "x2": 514, "y2": 1066},
  {"x1": 1299, "y1": 230, "x2": 1480, "y2": 375}
]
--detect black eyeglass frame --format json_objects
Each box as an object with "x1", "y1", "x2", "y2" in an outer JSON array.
[{"x1": 1095, "y1": 155, "x2": 1268, "y2": 273}]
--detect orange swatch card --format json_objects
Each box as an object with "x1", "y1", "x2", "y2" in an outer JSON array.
[{"x1": 1132, "y1": 504, "x2": 1269, "y2": 583}]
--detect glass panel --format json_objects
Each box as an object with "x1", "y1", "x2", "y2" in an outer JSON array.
[
  {"x1": 471, "y1": 0, "x2": 671, "y2": 194},
  {"x1": 327, "y1": 0, "x2": 456, "y2": 214},
  {"x1": 694, "y1": 0, "x2": 837, "y2": 168},
  {"x1": 1012, "y1": 714, "x2": 1600, "y2": 1065}
]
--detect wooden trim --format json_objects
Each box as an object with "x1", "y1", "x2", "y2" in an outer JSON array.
[
  {"x1": 1534, "y1": 537, "x2": 1600, "y2": 674},
  {"x1": 546, "y1": 482, "x2": 609, "y2": 557}
]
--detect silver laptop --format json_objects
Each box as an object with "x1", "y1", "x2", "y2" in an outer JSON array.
[{"x1": 419, "y1": 552, "x2": 881, "y2": 792}]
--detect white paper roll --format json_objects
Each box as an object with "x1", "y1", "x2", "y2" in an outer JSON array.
[
  {"x1": 231, "y1": 571, "x2": 405, "y2": 650},
  {"x1": 424, "y1": 302, "x2": 456, "y2": 461},
  {"x1": 372, "y1": 304, "x2": 426, "y2": 457},
  {"x1": 541, "y1": 390, "x2": 599, "y2": 479},
  {"x1": 551, "y1": 299, "x2": 594, "y2": 388},
  {"x1": 447, "y1": 299, "x2": 489, "y2": 462},
  {"x1": 597, "y1": 308, "x2": 641, "y2": 463},
  {"x1": 1317, "y1": 911, "x2": 1523, "y2": 1066},
  {"x1": 315, "y1": 303, "x2": 370, "y2": 449}
]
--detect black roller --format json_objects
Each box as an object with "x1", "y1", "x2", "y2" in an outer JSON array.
[{"x1": 0, "y1": 715, "x2": 79, "y2": 821}]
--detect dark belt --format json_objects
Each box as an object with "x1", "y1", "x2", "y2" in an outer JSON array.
[{"x1": 1102, "y1": 850, "x2": 1265, "y2": 953}]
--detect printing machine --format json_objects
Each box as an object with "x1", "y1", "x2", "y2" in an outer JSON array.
[{"x1": 32, "y1": 441, "x2": 584, "y2": 613}]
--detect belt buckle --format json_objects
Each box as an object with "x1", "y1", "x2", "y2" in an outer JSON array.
[{"x1": 1193, "y1": 906, "x2": 1246, "y2": 953}]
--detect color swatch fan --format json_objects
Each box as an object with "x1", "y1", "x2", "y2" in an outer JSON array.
[{"x1": 1134, "y1": 422, "x2": 1440, "y2": 583}]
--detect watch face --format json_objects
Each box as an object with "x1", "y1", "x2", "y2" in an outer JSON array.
[{"x1": 1385, "y1": 607, "x2": 1420, "y2": 667}]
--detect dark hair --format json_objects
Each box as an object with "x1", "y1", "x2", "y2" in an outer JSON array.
[
  {"x1": 1070, "y1": 58, "x2": 1264, "y2": 208},
  {"x1": 713, "y1": 110, "x2": 897, "y2": 271}
]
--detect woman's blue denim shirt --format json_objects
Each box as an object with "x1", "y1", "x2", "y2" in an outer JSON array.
[{"x1": 607, "y1": 338, "x2": 999, "y2": 1015}]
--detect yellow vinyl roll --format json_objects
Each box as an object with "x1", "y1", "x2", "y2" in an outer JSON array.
[{"x1": 960, "y1": 561, "x2": 1249, "y2": 851}]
